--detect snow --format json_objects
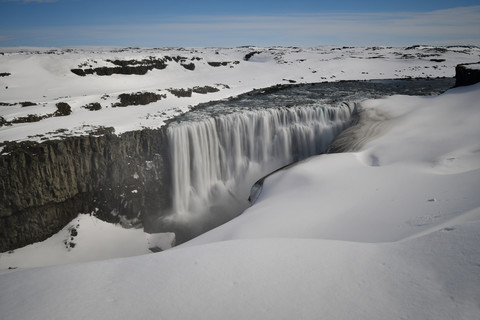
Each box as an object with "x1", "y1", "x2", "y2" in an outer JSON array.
[
  {"x1": 464, "y1": 62, "x2": 480, "y2": 70},
  {"x1": 1, "y1": 46, "x2": 479, "y2": 143},
  {"x1": 183, "y1": 84, "x2": 480, "y2": 246},
  {"x1": 1, "y1": 226, "x2": 479, "y2": 319},
  {"x1": 1, "y1": 46, "x2": 480, "y2": 319},
  {"x1": 0, "y1": 214, "x2": 174, "y2": 273}
]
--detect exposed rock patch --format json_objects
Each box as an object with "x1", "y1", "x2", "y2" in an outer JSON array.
[
  {"x1": 192, "y1": 86, "x2": 219, "y2": 94},
  {"x1": 244, "y1": 51, "x2": 262, "y2": 61},
  {"x1": 207, "y1": 61, "x2": 240, "y2": 67},
  {"x1": 71, "y1": 57, "x2": 168, "y2": 76},
  {"x1": 10, "y1": 114, "x2": 45, "y2": 124},
  {"x1": 167, "y1": 86, "x2": 220, "y2": 98},
  {"x1": 455, "y1": 62, "x2": 480, "y2": 87},
  {"x1": 54, "y1": 102, "x2": 72, "y2": 116},
  {"x1": 0, "y1": 101, "x2": 37, "y2": 107},
  {"x1": 83, "y1": 102, "x2": 102, "y2": 111},
  {"x1": 70, "y1": 56, "x2": 205, "y2": 76},
  {"x1": 114, "y1": 92, "x2": 167, "y2": 107},
  {"x1": 168, "y1": 88, "x2": 193, "y2": 98},
  {"x1": 0, "y1": 102, "x2": 71, "y2": 127},
  {"x1": 181, "y1": 62, "x2": 195, "y2": 71}
]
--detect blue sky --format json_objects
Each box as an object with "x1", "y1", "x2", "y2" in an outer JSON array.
[{"x1": 1, "y1": 0, "x2": 480, "y2": 47}]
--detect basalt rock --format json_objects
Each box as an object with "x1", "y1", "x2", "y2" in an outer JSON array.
[
  {"x1": 115, "y1": 92, "x2": 167, "y2": 107},
  {"x1": 71, "y1": 58, "x2": 168, "y2": 77},
  {"x1": 455, "y1": 62, "x2": 480, "y2": 87},
  {"x1": 244, "y1": 51, "x2": 262, "y2": 61},
  {"x1": 192, "y1": 86, "x2": 219, "y2": 94},
  {"x1": 54, "y1": 102, "x2": 72, "y2": 116},
  {"x1": 83, "y1": 102, "x2": 102, "y2": 111},
  {"x1": 0, "y1": 129, "x2": 171, "y2": 252},
  {"x1": 181, "y1": 62, "x2": 195, "y2": 71},
  {"x1": 168, "y1": 88, "x2": 193, "y2": 98}
]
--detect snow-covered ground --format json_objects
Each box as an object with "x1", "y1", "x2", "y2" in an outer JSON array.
[
  {"x1": 0, "y1": 214, "x2": 174, "y2": 272},
  {"x1": 1, "y1": 46, "x2": 480, "y2": 319},
  {"x1": 1, "y1": 45, "x2": 479, "y2": 144}
]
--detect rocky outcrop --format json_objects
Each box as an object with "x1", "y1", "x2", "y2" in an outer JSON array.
[
  {"x1": 54, "y1": 102, "x2": 72, "y2": 116},
  {"x1": 83, "y1": 102, "x2": 102, "y2": 111},
  {"x1": 192, "y1": 86, "x2": 219, "y2": 94},
  {"x1": 0, "y1": 101, "x2": 37, "y2": 107},
  {"x1": 114, "y1": 92, "x2": 167, "y2": 107},
  {"x1": 0, "y1": 102, "x2": 71, "y2": 127},
  {"x1": 168, "y1": 88, "x2": 193, "y2": 98},
  {"x1": 0, "y1": 129, "x2": 171, "y2": 252},
  {"x1": 455, "y1": 62, "x2": 480, "y2": 87},
  {"x1": 244, "y1": 51, "x2": 262, "y2": 61},
  {"x1": 71, "y1": 58, "x2": 168, "y2": 76},
  {"x1": 70, "y1": 56, "x2": 200, "y2": 76},
  {"x1": 180, "y1": 62, "x2": 195, "y2": 71},
  {"x1": 167, "y1": 86, "x2": 220, "y2": 98},
  {"x1": 207, "y1": 61, "x2": 239, "y2": 67}
]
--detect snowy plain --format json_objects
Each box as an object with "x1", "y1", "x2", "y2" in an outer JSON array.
[
  {"x1": 1, "y1": 45, "x2": 479, "y2": 144},
  {"x1": 1, "y1": 46, "x2": 480, "y2": 319}
]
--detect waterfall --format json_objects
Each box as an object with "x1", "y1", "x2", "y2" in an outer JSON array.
[{"x1": 167, "y1": 102, "x2": 354, "y2": 221}]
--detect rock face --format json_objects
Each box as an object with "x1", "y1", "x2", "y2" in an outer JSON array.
[
  {"x1": 455, "y1": 62, "x2": 480, "y2": 87},
  {"x1": 0, "y1": 129, "x2": 171, "y2": 252}
]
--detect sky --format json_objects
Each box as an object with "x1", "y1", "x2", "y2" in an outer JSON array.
[{"x1": 1, "y1": 0, "x2": 480, "y2": 47}]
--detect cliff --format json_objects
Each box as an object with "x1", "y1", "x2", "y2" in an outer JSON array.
[
  {"x1": 0, "y1": 129, "x2": 171, "y2": 252},
  {"x1": 0, "y1": 78, "x2": 458, "y2": 252},
  {"x1": 455, "y1": 62, "x2": 480, "y2": 87}
]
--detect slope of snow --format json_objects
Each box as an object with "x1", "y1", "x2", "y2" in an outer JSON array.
[
  {"x1": 0, "y1": 214, "x2": 174, "y2": 273},
  {"x1": 1, "y1": 78, "x2": 479, "y2": 318},
  {"x1": 1, "y1": 230, "x2": 479, "y2": 320},
  {"x1": 1, "y1": 46, "x2": 479, "y2": 144}
]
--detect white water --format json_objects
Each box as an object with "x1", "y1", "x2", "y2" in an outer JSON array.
[{"x1": 167, "y1": 103, "x2": 355, "y2": 221}]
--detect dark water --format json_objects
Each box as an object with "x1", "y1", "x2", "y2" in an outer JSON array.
[{"x1": 169, "y1": 78, "x2": 455, "y2": 122}]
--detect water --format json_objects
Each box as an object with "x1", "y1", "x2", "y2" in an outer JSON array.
[
  {"x1": 168, "y1": 103, "x2": 354, "y2": 219},
  {"x1": 163, "y1": 78, "x2": 455, "y2": 240}
]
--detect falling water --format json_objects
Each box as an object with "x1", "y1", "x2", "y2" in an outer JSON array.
[
  {"x1": 167, "y1": 102, "x2": 354, "y2": 222},
  {"x1": 155, "y1": 78, "x2": 455, "y2": 242}
]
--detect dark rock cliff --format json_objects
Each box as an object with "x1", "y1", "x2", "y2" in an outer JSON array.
[
  {"x1": 0, "y1": 129, "x2": 171, "y2": 252},
  {"x1": 455, "y1": 62, "x2": 480, "y2": 87}
]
